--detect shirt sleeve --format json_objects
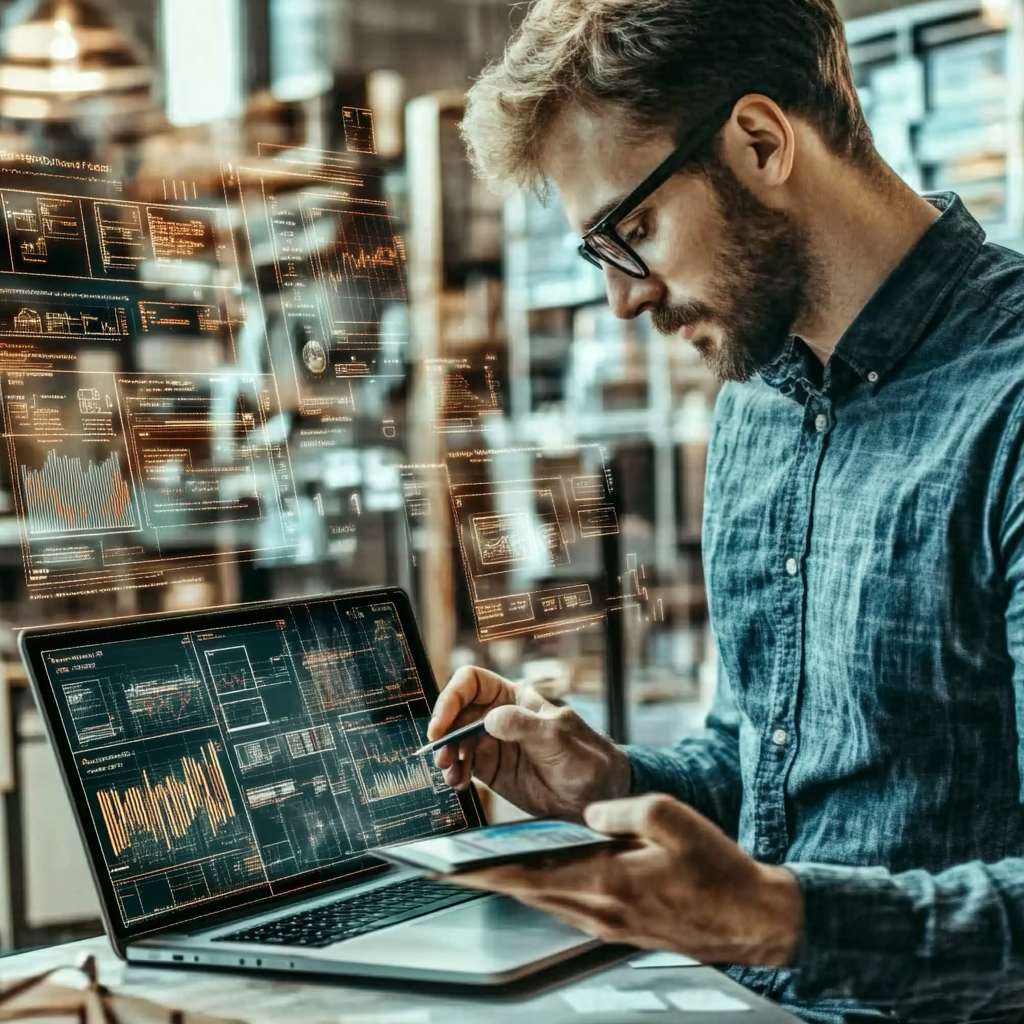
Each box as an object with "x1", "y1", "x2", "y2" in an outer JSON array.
[
  {"x1": 621, "y1": 655, "x2": 742, "y2": 837},
  {"x1": 783, "y1": 407, "x2": 1024, "y2": 1020},
  {"x1": 785, "y1": 860, "x2": 1024, "y2": 1019}
]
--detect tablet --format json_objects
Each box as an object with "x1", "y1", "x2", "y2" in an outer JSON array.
[{"x1": 373, "y1": 819, "x2": 617, "y2": 875}]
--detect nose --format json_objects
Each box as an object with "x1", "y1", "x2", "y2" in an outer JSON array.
[{"x1": 604, "y1": 264, "x2": 663, "y2": 320}]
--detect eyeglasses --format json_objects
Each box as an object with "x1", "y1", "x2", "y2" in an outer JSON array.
[{"x1": 578, "y1": 102, "x2": 737, "y2": 280}]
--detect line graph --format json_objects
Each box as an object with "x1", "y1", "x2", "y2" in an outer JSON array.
[
  {"x1": 96, "y1": 740, "x2": 236, "y2": 858},
  {"x1": 472, "y1": 511, "x2": 535, "y2": 568},
  {"x1": 20, "y1": 448, "x2": 137, "y2": 535},
  {"x1": 310, "y1": 208, "x2": 406, "y2": 325},
  {"x1": 43, "y1": 595, "x2": 473, "y2": 924},
  {"x1": 1, "y1": 301, "x2": 129, "y2": 339},
  {"x1": 366, "y1": 759, "x2": 433, "y2": 801},
  {"x1": 123, "y1": 667, "x2": 210, "y2": 734},
  {"x1": 338, "y1": 704, "x2": 440, "y2": 805},
  {"x1": 206, "y1": 646, "x2": 258, "y2": 696},
  {"x1": 337, "y1": 241, "x2": 403, "y2": 275}
]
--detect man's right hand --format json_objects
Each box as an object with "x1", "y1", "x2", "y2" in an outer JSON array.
[{"x1": 428, "y1": 666, "x2": 631, "y2": 821}]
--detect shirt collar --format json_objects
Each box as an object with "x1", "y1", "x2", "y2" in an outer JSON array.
[
  {"x1": 832, "y1": 192, "x2": 985, "y2": 388},
  {"x1": 759, "y1": 192, "x2": 985, "y2": 397}
]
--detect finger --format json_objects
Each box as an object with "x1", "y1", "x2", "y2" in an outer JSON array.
[
  {"x1": 483, "y1": 703, "x2": 565, "y2": 747},
  {"x1": 508, "y1": 851, "x2": 621, "y2": 896},
  {"x1": 439, "y1": 735, "x2": 500, "y2": 790},
  {"x1": 432, "y1": 712, "x2": 487, "y2": 770},
  {"x1": 445, "y1": 864, "x2": 541, "y2": 893},
  {"x1": 449, "y1": 853, "x2": 616, "y2": 897},
  {"x1": 526, "y1": 893, "x2": 627, "y2": 938},
  {"x1": 516, "y1": 685, "x2": 550, "y2": 713},
  {"x1": 443, "y1": 763, "x2": 468, "y2": 789},
  {"x1": 584, "y1": 794, "x2": 701, "y2": 850},
  {"x1": 456, "y1": 734, "x2": 482, "y2": 763},
  {"x1": 446, "y1": 735, "x2": 487, "y2": 783},
  {"x1": 487, "y1": 887, "x2": 628, "y2": 944},
  {"x1": 430, "y1": 668, "x2": 512, "y2": 739}
]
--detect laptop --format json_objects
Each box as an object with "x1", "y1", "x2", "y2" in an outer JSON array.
[{"x1": 19, "y1": 586, "x2": 598, "y2": 984}]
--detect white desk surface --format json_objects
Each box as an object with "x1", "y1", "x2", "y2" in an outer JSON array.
[{"x1": 0, "y1": 935, "x2": 802, "y2": 1022}]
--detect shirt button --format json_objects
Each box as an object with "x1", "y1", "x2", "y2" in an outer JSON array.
[
  {"x1": 785, "y1": 557, "x2": 798, "y2": 576},
  {"x1": 814, "y1": 413, "x2": 828, "y2": 433},
  {"x1": 867, "y1": 370, "x2": 879, "y2": 383},
  {"x1": 771, "y1": 728, "x2": 789, "y2": 746}
]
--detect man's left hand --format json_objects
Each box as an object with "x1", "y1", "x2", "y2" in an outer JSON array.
[{"x1": 451, "y1": 794, "x2": 804, "y2": 966}]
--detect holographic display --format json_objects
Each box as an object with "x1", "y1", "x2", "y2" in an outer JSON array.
[
  {"x1": 401, "y1": 445, "x2": 660, "y2": 642},
  {"x1": 0, "y1": 149, "x2": 305, "y2": 599}
]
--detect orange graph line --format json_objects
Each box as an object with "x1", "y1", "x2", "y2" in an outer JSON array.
[
  {"x1": 97, "y1": 740, "x2": 236, "y2": 857},
  {"x1": 21, "y1": 449, "x2": 134, "y2": 534},
  {"x1": 336, "y1": 243, "x2": 401, "y2": 274},
  {"x1": 369, "y1": 759, "x2": 431, "y2": 800}
]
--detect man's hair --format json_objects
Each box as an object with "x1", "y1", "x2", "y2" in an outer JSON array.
[{"x1": 461, "y1": 0, "x2": 875, "y2": 192}]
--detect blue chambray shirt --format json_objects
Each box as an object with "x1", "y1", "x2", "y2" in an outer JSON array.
[{"x1": 626, "y1": 194, "x2": 1024, "y2": 1023}]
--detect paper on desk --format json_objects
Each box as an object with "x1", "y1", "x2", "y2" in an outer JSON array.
[
  {"x1": 561, "y1": 986, "x2": 666, "y2": 1013},
  {"x1": 628, "y1": 952, "x2": 701, "y2": 969},
  {"x1": 666, "y1": 988, "x2": 752, "y2": 1012}
]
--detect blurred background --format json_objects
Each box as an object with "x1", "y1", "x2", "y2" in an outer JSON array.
[{"x1": 0, "y1": 0, "x2": 1017, "y2": 951}]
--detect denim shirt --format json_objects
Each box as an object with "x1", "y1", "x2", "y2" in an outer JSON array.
[{"x1": 626, "y1": 194, "x2": 1024, "y2": 1023}]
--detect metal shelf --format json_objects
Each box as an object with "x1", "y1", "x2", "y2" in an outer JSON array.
[{"x1": 848, "y1": 0, "x2": 1024, "y2": 250}]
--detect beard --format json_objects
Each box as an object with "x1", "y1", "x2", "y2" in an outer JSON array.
[{"x1": 651, "y1": 159, "x2": 818, "y2": 383}]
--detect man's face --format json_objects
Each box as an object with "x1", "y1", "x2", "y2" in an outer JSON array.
[{"x1": 544, "y1": 105, "x2": 814, "y2": 382}]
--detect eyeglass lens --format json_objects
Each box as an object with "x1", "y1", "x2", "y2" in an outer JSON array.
[{"x1": 586, "y1": 233, "x2": 645, "y2": 276}]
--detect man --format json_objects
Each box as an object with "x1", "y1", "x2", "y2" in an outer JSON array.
[{"x1": 426, "y1": 0, "x2": 1024, "y2": 1021}]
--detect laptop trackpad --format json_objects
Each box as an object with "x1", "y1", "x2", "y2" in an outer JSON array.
[
  {"x1": 328, "y1": 896, "x2": 589, "y2": 970},
  {"x1": 411, "y1": 895, "x2": 583, "y2": 937}
]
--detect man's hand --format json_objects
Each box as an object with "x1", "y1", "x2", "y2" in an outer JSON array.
[
  {"x1": 450, "y1": 794, "x2": 804, "y2": 966},
  {"x1": 429, "y1": 666, "x2": 630, "y2": 820}
]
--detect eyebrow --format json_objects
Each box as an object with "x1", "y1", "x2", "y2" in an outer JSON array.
[{"x1": 581, "y1": 192, "x2": 629, "y2": 235}]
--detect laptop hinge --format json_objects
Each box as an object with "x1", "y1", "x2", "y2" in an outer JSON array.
[{"x1": 134, "y1": 862, "x2": 397, "y2": 941}]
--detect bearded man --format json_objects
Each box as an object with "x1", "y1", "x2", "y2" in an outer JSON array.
[{"x1": 428, "y1": 1, "x2": 1024, "y2": 1021}]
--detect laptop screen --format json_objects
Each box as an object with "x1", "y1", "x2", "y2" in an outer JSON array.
[{"x1": 24, "y1": 589, "x2": 483, "y2": 938}]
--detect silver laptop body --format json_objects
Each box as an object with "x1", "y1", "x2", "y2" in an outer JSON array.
[{"x1": 20, "y1": 587, "x2": 597, "y2": 985}]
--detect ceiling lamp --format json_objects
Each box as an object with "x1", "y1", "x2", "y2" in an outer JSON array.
[{"x1": 0, "y1": 0, "x2": 155, "y2": 121}]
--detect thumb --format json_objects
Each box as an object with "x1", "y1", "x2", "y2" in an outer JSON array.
[
  {"x1": 483, "y1": 704, "x2": 549, "y2": 744},
  {"x1": 584, "y1": 794, "x2": 697, "y2": 850}
]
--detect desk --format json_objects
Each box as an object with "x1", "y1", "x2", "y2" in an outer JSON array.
[{"x1": 0, "y1": 936, "x2": 802, "y2": 1022}]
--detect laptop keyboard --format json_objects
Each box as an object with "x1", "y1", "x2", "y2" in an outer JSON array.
[{"x1": 213, "y1": 878, "x2": 483, "y2": 949}]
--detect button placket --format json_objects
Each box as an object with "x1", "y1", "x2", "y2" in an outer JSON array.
[{"x1": 755, "y1": 396, "x2": 827, "y2": 863}]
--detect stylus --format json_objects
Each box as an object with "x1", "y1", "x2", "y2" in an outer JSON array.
[{"x1": 413, "y1": 718, "x2": 489, "y2": 756}]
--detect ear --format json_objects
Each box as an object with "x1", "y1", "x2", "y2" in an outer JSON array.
[{"x1": 721, "y1": 94, "x2": 795, "y2": 190}]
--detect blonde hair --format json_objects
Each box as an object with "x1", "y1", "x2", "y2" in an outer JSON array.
[{"x1": 461, "y1": 0, "x2": 873, "y2": 192}]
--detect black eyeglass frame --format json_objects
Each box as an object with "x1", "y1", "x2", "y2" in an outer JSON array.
[{"x1": 578, "y1": 101, "x2": 740, "y2": 280}]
